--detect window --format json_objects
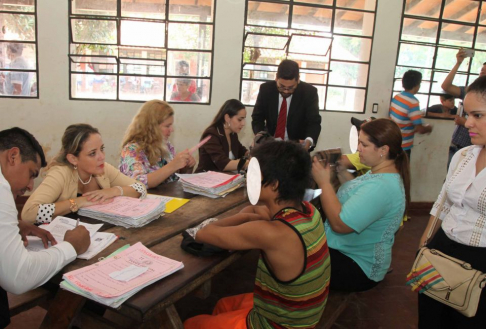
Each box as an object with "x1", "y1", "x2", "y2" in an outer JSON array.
[
  {"x1": 395, "y1": 0, "x2": 485, "y2": 117},
  {"x1": 240, "y1": 0, "x2": 377, "y2": 112},
  {"x1": 0, "y1": 0, "x2": 38, "y2": 98},
  {"x1": 69, "y1": 0, "x2": 215, "y2": 103}
]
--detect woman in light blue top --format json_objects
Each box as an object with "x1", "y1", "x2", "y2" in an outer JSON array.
[{"x1": 312, "y1": 118, "x2": 410, "y2": 292}]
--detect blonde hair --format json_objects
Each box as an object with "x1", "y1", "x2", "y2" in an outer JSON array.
[
  {"x1": 48, "y1": 124, "x2": 100, "y2": 170},
  {"x1": 122, "y1": 100, "x2": 174, "y2": 165}
]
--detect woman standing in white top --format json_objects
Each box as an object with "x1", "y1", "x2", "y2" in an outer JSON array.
[{"x1": 418, "y1": 76, "x2": 486, "y2": 328}]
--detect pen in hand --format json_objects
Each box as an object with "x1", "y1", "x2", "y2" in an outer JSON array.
[{"x1": 76, "y1": 218, "x2": 80, "y2": 228}]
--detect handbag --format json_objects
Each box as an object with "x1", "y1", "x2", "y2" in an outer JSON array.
[{"x1": 406, "y1": 147, "x2": 486, "y2": 317}]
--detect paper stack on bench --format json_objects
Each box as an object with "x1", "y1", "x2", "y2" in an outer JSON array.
[
  {"x1": 78, "y1": 196, "x2": 166, "y2": 228},
  {"x1": 60, "y1": 242, "x2": 184, "y2": 308},
  {"x1": 27, "y1": 216, "x2": 117, "y2": 260},
  {"x1": 176, "y1": 171, "x2": 245, "y2": 198}
]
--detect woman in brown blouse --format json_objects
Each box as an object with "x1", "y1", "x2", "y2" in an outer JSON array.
[{"x1": 195, "y1": 99, "x2": 249, "y2": 173}]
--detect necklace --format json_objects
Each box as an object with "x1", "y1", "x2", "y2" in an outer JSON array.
[{"x1": 78, "y1": 174, "x2": 92, "y2": 185}]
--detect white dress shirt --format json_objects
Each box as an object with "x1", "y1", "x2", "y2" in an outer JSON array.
[
  {"x1": 431, "y1": 145, "x2": 486, "y2": 247},
  {"x1": 277, "y1": 94, "x2": 314, "y2": 146},
  {"x1": 0, "y1": 165, "x2": 76, "y2": 294}
]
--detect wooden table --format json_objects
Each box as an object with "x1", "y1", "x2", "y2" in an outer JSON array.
[{"x1": 40, "y1": 182, "x2": 249, "y2": 328}]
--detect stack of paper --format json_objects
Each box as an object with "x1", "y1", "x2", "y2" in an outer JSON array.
[
  {"x1": 26, "y1": 216, "x2": 117, "y2": 260},
  {"x1": 176, "y1": 171, "x2": 245, "y2": 198},
  {"x1": 60, "y1": 242, "x2": 184, "y2": 308},
  {"x1": 146, "y1": 194, "x2": 190, "y2": 213},
  {"x1": 78, "y1": 196, "x2": 166, "y2": 228}
]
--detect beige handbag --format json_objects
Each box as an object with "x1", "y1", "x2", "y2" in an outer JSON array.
[{"x1": 406, "y1": 148, "x2": 486, "y2": 317}]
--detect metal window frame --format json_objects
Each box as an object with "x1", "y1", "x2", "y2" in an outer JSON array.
[
  {"x1": 0, "y1": 2, "x2": 39, "y2": 99},
  {"x1": 240, "y1": 0, "x2": 378, "y2": 113},
  {"x1": 68, "y1": 0, "x2": 216, "y2": 104},
  {"x1": 394, "y1": 0, "x2": 485, "y2": 118}
]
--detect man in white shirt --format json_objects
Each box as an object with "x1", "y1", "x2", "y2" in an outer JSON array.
[{"x1": 0, "y1": 127, "x2": 90, "y2": 327}]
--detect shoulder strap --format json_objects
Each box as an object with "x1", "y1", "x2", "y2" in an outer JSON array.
[{"x1": 425, "y1": 147, "x2": 469, "y2": 242}]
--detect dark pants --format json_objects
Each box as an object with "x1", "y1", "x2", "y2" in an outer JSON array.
[
  {"x1": 418, "y1": 228, "x2": 486, "y2": 329},
  {"x1": 329, "y1": 248, "x2": 380, "y2": 292}
]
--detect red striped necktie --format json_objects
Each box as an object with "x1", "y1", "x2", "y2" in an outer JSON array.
[{"x1": 274, "y1": 97, "x2": 287, "y2": 139}]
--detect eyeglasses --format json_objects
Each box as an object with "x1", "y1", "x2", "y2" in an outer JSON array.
[{"x1": 276, "y1": 81, "x2": 298, "y2": 92}]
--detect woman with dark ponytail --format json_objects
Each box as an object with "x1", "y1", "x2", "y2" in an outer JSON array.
[{"x1": 312, "y1": 118, "x2": 409, "y2": 292}]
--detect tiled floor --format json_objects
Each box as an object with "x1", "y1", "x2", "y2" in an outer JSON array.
[{"x1": 7, "y1": 214, "x2": 428, "y2": 328}]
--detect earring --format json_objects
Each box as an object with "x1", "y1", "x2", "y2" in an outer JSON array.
[
  {"x1": 73, "y1": 165, "x2": 77, "y2": 170},
  {"x1": 380, "y1": 154, "x2": 383, "y2": 158}
]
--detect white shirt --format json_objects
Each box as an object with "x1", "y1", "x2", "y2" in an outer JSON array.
[
  {"x1": 431, "y1": 145, "x2": 486, "y2": 247},
  {"x1": 0, "y1": 165, "x2": 76, "y2": 294},
  {"x1": 277, "y1": 94, "x2": 314, "y2": 146}
]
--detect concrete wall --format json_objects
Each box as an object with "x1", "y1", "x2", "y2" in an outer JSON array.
[{"x1": 0, "y1": 0, "x2": 454, "y2": 202}]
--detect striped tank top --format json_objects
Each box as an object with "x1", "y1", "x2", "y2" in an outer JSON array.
[{"x1": 247, "y1": 201, "x2": 331, "y2": 329}]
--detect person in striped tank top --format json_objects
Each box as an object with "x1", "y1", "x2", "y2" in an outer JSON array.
[
  {"x1": 184, "y1": 141, "x2": 330, "y2": 329},
  {"x1": 389, "y1": 70, "x2": 433, "y2": 160}
]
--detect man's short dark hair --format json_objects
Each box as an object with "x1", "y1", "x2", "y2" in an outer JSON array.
[
  {"x1": 277, "y1": 60, "x2": 300, "y2": 80},
  {"x1": 251, "y1": 141, "x2": 311, "y2": 204},
  {"x1": 402, "y1": 70, "x2": 422, "y2": 90},
  {"x1": 440, "y1": 93, "x2": 454, "y2": 101},
  {"x1": 0, "y1": 127, "x2": 46, "y2": 167}
]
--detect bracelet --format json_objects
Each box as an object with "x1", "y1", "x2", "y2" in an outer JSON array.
[{"x1": 115, "y1": 186, "x2": 124, "y2": 196}]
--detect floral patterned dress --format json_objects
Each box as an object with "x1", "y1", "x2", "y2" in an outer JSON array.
[{"x1": 119, "y1": 142, "x2": 177, "y2": 188}]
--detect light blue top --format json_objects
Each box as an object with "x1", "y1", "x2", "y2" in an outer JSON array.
[{"x1": 325, "y1": 172, "x2": 405, "y2": 282}]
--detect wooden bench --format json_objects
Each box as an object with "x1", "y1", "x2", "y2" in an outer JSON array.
[
  {"x1": 8, "y1": 287, "x2": 53, "y2": 317},
  {"x1": 316, "y1": 291, "x2": 356, "y2": 329}
]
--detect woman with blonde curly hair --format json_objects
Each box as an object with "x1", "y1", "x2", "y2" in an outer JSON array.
[{"x1": 119, "y1": 100, "x2": 195, "y2": 188}]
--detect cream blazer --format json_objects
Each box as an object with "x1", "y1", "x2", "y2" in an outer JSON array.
[{"x1": 21, "y1": 162, "x2": 141, "y2": 223}]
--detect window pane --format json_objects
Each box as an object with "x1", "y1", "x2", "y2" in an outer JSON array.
[
  {"x1": 0, "y1": 70, "x2": 35, "y2": 96},
  {"x1": 0, "y1": 14, "x2": 35, "y2": 41},
  {"x1": 295, "y1": 0, "x2": 332, "y2": 5},
  {"x1": 120, "y1": 59, "x2": 165, "y2": 76},
  {"x1": 247, "y1": 1, "x2": 289, "y2": 28},
  {"x1": 0, "y1": 42, "x2": 36, "y2": 69},
  {"x1": 401, "y1": 18, "x2": 438, "y2": 43},
  {"x1": 300, "y1": 71, "x2": 327, "y2": 84},
  {"x1": 326, "y1": 87, "x2": 365, "y2": 112},
  {"x1": 119, "y1": 46, "x2": 166, "y2": 60},
  {"x1": 71, "y1": 62, "x2": 117, "y2": 74},
  {"x1": 167, "y1": 78, "x2": 210, "y2": 103},
  {"x1": 72, "y1": 19, "x2": 117, "y2": 44},
  {"x1": 414, "y1": 93, "x2": 429, "y2": 110},
  {"x1": 0, "y1": 0, "x2": 34, "y2": 12},
  {"x1": 168, "y1": 23, "x2": 212, "y2": 50},
  {"x1": 243, "y1": 47, "x2": 286, "y2": 65},
  {"x1": 329, "y1": 61, "x2": 368, "y2": 87},
  {"x1": 287, "y1": 52, "x2": 329, "y2": 70},
  {"x1": 167, "y1": 51, "x2": 211, "y2": 77},
  {"x1": 169, "y1": 0, "x2": 214, "y2": 23},
  {"x1": 70, "y1": 44, "x2": 118, "y2": 56},
  {"x1": 119, "y1": 76, "x2": 165, "y2": 101},
  {"x1": 404, "y1": 0, "x2": 441, "y2": 19},
  {"x1": 442, "y1": 0, "x2": 478, "y2": 24},
  {"x1": 289, "y1": 35, "x2": 331, "y2": 56},
  {"x1": 243, "y1": 64, "x2": 277, "y2": 80},
  {"x1": 336, "y1": 0, "x2": 376, "y2": 11},
  {"x1": 435, "y1": 47, "x2": 468, "y2": 71},
  {"x1": 471, "y1": 50, "x2": 486, "y2": 75},
  {"x1": 331, "y1": 36, "x2": 371, "y2": 62},
  {"x1": 121, "y1": 20, "x2": 165, "y2": 47},
  {"x1": 245, "y1": 33, "x2": 289, "y2": 49},
  {"x1": 395, "y1": 67, "x2": 432, "y2": 81},
  {"x1": 334, "y1": 10, "x2": 374, "y2": 36},
  {"x1": 122, "y1": 0, "x2": 165, "y2": 20},
  {"x1": 71, "y1": 74, "x2": 117, "y2": 99},
  {"x1": 439, "y1": 23, "x2": 474, "y2": 48},
  {"x1": 291, "y1": 6, "x2": 331, "y2": 32},
  {"x1": 241, "y1": 80, "x2": 264, "y2": 105},
  {"x1": 431, "y1": 72, "x2": 467, "y2": 93},
  {"x1": 315, "y1": 85, "x2": 326, "y2": 110},
  {"x1": 71, "y1": 0, "x2": 117, "y2": 16},
  {"x1": 397, "y1": 43, "x2": 435, "y2": 68},
  {"x1": 475, "y1": 27, "x2": 486, "y2": 50}
]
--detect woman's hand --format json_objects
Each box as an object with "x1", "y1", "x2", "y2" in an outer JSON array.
[
  {"x1": 312, "y1": 156, "x2": 332, "y2": 187},
  {"x1": 82, "y1": 187, "x2": 118, "y2": 204},
  {"x1": 170, "y1": 150, "x2": 191, "y2": 171},
  {"x1": 186, "y1": 153, "x2": 196, "y2": 168}
]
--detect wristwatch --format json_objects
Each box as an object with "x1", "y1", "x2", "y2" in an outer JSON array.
[{"x1": 69, "y1": 198, "x2": 79, "y2": 213}]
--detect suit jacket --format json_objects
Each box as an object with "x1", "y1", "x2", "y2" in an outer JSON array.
[
  {"x1": 251, "y1": 81, "x2": 321, "y2": 147},
  {"x1": 195, "y1": 124, "x2": 248, "y2": 173}
]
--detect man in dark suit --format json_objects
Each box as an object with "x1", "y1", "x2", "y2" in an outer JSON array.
[{"x1": 251, "y1": 60, "x2": 321, "y2": 151}]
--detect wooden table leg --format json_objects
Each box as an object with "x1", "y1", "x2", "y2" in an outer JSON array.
[
  {"x1": 193, "y1": 280, "x2": 211, "y2": 299},
  {"x1": 39, "y1": 290, "x2": 86, "y2": 329},
  {"x1": 140, "y1": 304, "x2": 183, "y2": 329}
]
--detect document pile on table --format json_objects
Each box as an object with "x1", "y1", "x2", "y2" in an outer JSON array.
[
  {"x1": 176, "y1": 171, "x2": 245, "y2": 198},
  {"x1": 60, "y1": 242, "x2": 184, "y2": 308},
  {"x1": 78, "y1": 196, "x2": 166, "y2": 228},
  {"x1": 26, "y1": 216, "x2": 117, "y2": 260}
]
